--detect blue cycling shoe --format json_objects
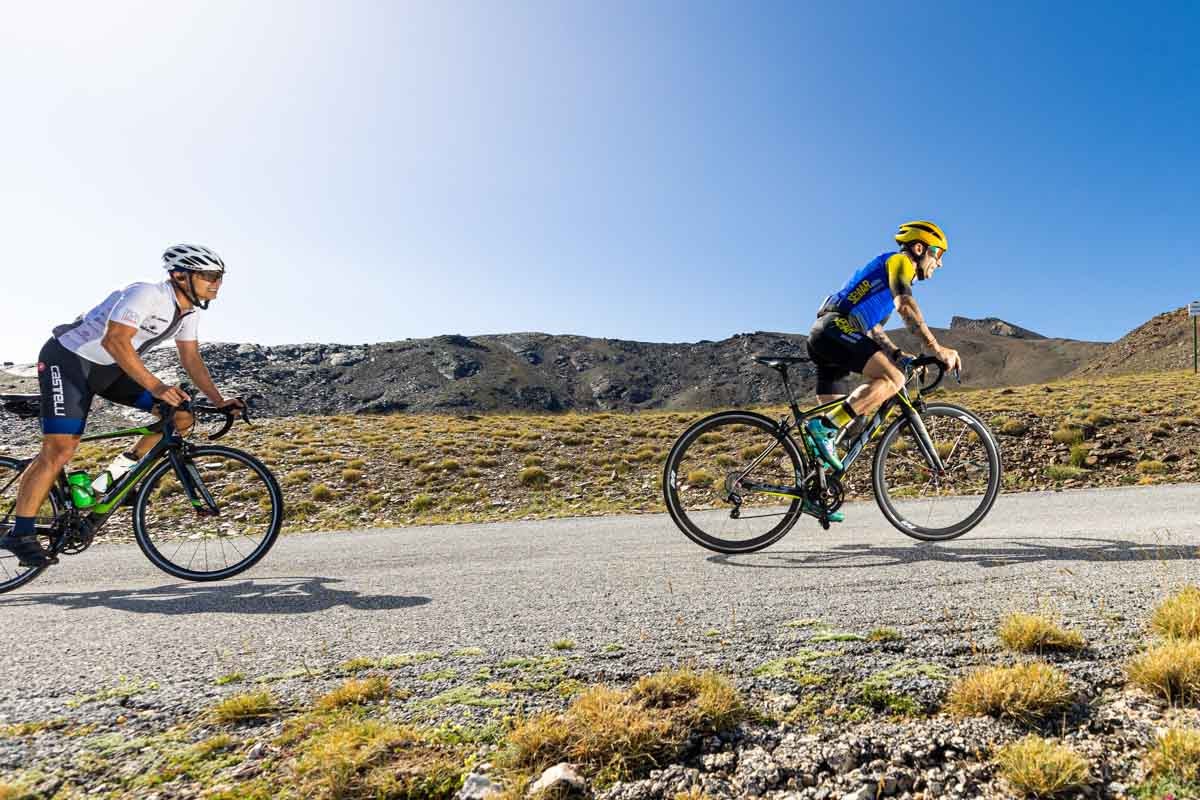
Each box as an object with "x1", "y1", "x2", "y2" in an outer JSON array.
[
  {"x1": 801, "y1": 498, "x2": 844, "y2": 523},
  {"x1": 804, "y1": 417, "x2": 845, "y2": 472}
]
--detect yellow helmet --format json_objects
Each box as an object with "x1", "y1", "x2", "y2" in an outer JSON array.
[{"x1": 894, "y1": 220, "x2": 948, "y2": 251}]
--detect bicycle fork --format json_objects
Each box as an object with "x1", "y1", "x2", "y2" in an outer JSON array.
[
  {"x1": 899, "y1": 402, "x2": 947, "y2": 475},
  {"x1": 168, "y1": 451, "x2": 221, "y2": 516}
]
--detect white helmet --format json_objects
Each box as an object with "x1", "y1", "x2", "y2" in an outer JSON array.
[{"x1": 163, "y1": 244, "x2": 225, "y2": 273}]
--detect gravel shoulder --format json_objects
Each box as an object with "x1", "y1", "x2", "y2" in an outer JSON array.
[{"x1": 1, "y1": 485, "x2": 1198, "y2": 798}]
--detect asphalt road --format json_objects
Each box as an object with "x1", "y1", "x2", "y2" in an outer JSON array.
[{"x1": 1, "y1": 485, "x2": 1198, "y2": 720}]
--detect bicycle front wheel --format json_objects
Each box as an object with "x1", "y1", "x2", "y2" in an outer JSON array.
[
  {"x1": 133, "y1": 446, "x2": 283, "y2": 581},
  {"x1": 0, "y1": 457, "x2": 64, "y2": 594},
  {"x1": 871, "y1": 403, "x2": 1001, "y2": 541},
  {"x1": 663, "y1": 411, "x2": 806, "y2": 554}
]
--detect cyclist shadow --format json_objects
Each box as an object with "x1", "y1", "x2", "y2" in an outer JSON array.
[
  {"x1": 0, "y1": 576, "x2": 431, "y2": 615},
  {"x1": 708, "y1": 536, "x2": 1200, "y2": 570}
]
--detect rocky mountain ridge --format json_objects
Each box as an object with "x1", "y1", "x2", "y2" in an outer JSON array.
[
  {"x1": 1, "y1": 324, "x2": 1107, "y2": 419},
  {"x1": 949, "y1": 316, "x2": 1047, "y2": 339}
]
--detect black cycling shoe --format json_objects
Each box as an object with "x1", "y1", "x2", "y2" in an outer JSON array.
[{"x1": 0, "y1": 534, "x2": 56, "y2": 568}]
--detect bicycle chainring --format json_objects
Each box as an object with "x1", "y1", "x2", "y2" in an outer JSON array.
[
  {"x1": 805, "y1": 475, "x2": 844, "y2": 514},
  {"x1": 59, "y1": 519, "x2": 96, "y2": 555}
]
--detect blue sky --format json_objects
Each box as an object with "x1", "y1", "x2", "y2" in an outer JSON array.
[{"x1": 2, "y1": 1, "x2": 1197, "y2": 360}]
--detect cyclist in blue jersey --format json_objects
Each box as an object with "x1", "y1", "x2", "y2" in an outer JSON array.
[{"x1": 805, "y1": 221, "x2": 962, "y2": 473}]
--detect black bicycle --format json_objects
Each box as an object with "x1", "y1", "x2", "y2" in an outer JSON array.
[
  {"x1": 663, "y1": 355, "x2": 1001, "y2": 553},
  {"x1": 0, "y1": 395, "x2": 283, "y2": 593}
]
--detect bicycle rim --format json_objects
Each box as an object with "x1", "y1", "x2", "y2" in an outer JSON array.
[
  {"x1": 134, "y1": 446, "x2": 283, "y2": 581},
  {"x1": 663, "y1": 411, "x2": 804, "y2": 554},
  {"x1": 872, "y1": 403, "x2": 1001, "y2": 541}
]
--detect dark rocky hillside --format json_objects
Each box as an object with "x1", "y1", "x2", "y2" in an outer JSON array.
[{"x1": 1, "y1": 325, "x2": 1107, "y2": 422}]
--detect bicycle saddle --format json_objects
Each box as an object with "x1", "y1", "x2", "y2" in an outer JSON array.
[
  {"x1": 752, "y1": 355, "x2": 810, "y2": 369},
  {"x1": 0, "y1": 394, "x2": 40, "y2": 419}
]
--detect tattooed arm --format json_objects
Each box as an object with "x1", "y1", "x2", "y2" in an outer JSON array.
[{"x1": 868, "y1": 324, "x2": 902, "y2": 361}]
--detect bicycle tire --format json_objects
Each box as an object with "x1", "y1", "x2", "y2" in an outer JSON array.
[
  {"x1": 663, "y1": 410, "x2": 806, "y2": 554},
  {"x1": 133, "y1": 445, "x2": 283, "y2": 581},
  {"x1": 0, "y1": 456, "x2": 65, "y2": 593},
  {"x1": 871, "y1": 403, "x2": 1001, "y2": 541}
]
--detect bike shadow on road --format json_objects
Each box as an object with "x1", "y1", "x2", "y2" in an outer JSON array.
[
  {"x1": 707, "y1": 536, "x2": 1200, "y2": 570},
  {"x1": 0, "y1": 576, "x2": 432, "y2": 615}
]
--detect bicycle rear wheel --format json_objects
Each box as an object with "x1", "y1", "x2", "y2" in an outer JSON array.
[
  {"x1": 871, "y1": 403, "x2": 1001, "y2": 541},
  {"x1": 663, "y1": 411, "x2": 806, "y2": 554},
  {"x1": 0, "y1": 456, "x2": 64, "y2": 593},
  {"x1": 133, "y1": 446, "x2": 283, "y2": 581}
]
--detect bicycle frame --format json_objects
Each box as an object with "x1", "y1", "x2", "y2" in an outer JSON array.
[
  {"x1": 735, "y1": 363, "x2": 947, "y2": 500},
  {"x1": 6, "y1": 409, "x2": 223, "y2": 543}
]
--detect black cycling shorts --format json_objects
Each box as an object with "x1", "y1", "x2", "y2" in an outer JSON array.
[
  {"x1": 37, "y1": 337, "x2": 153, "y2": 435},
  {"x1": 806, "y1": 313, "x2": 882, "y2": 396}
]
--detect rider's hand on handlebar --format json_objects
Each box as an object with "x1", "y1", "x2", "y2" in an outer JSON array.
[
  {"x1": 933, "y1": 345, "x2": 962, "y2": 373},
  {"x1": 215, "y1": 397, "x2": 247, "y2": 413},
  {"x1": 152, "y1": 382, "x2": 191, "y2": 407}
]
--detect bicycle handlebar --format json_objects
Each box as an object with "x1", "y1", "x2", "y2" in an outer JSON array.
[
  {"x1": 901, "y1": 355, "x2": 960, "y2": 393},
  {"x1": 154, "y1": 396, "x2": 253, "y2": 440}
]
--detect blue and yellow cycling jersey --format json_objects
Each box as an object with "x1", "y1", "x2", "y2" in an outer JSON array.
[{"x1": 822, "y1": 252, "x2": 916, "y2": 332}]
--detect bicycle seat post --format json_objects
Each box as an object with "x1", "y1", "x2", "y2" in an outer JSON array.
[{"x1": 777, "y1": 365, "x2": 804, "y2": 417}]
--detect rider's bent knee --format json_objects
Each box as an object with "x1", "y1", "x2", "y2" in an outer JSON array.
[{"x1": 40, "y1": 436, "x2": 79, "y2": 467}]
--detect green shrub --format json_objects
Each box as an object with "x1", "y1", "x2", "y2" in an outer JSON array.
[
  {"x1": 410, "y1": 494, "x2": 436, "y2": 513},
  {"x1": 519, "y1": 467, "x2": 549, "y2": 488}
]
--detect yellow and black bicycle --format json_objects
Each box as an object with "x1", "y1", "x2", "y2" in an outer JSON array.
[{"x1": 663, "y1": 355, "x2": 1001, "y2": 553}]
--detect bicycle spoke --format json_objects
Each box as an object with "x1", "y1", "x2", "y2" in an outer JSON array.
[
  {"x1": 136, "y1": 448, "x2": 280, "y2": 580},
  {"x1": 664, "y1": 413, "x2": 805, "y2": 553},
  {"x1": 0, "y1": 458, "x2": 62, "y2": 593},
  {"x1": 874, "y1": 405, "x2": 1001, "y2": 540}
]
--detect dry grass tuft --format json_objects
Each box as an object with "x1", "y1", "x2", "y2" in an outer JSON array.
[
  {"x1": 630, "y1": 669, "x2": 745, "y2": 733},
  {"x1": 498, "y1": 669, "x2": 743, "y2": 786},
  {"x1": 1051, "y1": 426, "x2": 1085, "y2": 445},
  {"x1": 211, "y1": 691, "x2": 278, "y2": 723},
  {"x1": 291, "y1": 716, "x2": 466, "y2": 800},
  {"x1": 519, "y1": 467, "x2": 550, "y2": 488},
  {"x1": 1045, "y1": 465, "x2": 1088, "y2": 481},
  {"x1": 998, "y1": 613, "x2": 1086, "y2": 654},
  {"x1": 1128, "y1": 640, "x2": 1200, "y2": 704},
  {"x1": 316, "y1": 676, "x2": 393, "y2": 711},
  {"x1": 1152, "y1": 586, "x2": 1200, "y2": 640},
  {"x1": 996, "y1": 735, "x2": 1089, "y2": 798},
  {"x1": 945, "y1": 663, "x2": 1073, "y2": 723},
  {"x1": 999, "y1": 419, "x2": 1030, "y2": 437},
  {"x1": 1145, "y1": 728, "x2": 1200, "y2": 786},
  {"x1": 673, "y1": 789, "x2": 717, "y2": 800}
]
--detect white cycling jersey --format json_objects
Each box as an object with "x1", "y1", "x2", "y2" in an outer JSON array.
[{"x1": 54, "y1": 280, "x2": 200, "y2": 366}]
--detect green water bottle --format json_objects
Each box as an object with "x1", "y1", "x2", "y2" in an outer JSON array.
[{"x1": 67, "y1": 471, "x2": 97, "y2": 509}]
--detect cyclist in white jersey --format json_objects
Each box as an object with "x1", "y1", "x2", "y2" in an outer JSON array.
[{"x1": 0, "y1": 245, "x2": 244, "y2": 567}]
